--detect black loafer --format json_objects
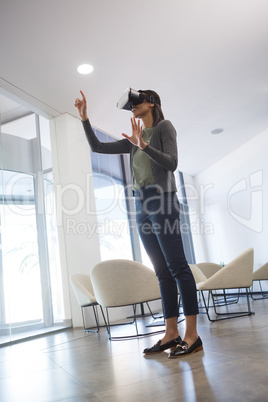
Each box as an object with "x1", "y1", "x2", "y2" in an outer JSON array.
[
  {"x1": 168, "y1": 337, "x2": 203, "y2": 358},
  {"x1": 143, "y1": 336, "x2": 182, "y2": 355}
]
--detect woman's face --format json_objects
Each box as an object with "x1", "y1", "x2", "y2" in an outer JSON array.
[{"x1": 131, "y1": 100, "x2": 154, "y2": 119}]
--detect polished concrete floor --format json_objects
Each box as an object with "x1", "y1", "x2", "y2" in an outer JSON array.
[{"x1": 0, "y1": 296, "x2": 268, "y2": 402}]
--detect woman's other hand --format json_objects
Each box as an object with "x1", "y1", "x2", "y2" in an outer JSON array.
[
  {"x1": 74, "y1": 90, "x2": 88, "y2": 121},
  {"x1": 122, "y1": 118, "x2": 147, "y2": 149}
]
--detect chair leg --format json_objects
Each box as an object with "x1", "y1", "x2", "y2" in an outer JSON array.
[
  {"x1": 201, "y1": 289, "x2": 255, "y2": 322},
  {"x1": 178, "y1": 296, "x2": 182, "y2": 316},
  {"x1": 196, "y1": 290, "x2": 208, "y2": 314},
  {"x1": 251, "y1": 281, "x2": 268, "y2": 300},
  {"x1": 92, "y1": 304, "x2": 100, "y2": 331},
  {"x1": 100, "y1": 307, "x2": 112, "y2": 339},
  {"x1": 210, "y1": 289, "x2": 240, "y2": 307},
  {"x1": 82, "y1": 304, "x2": 100, "y2": 333},
  {"x1": 133, "y1": 304, "x2": 139, "y2": 336},
  {"x1": 201, "y1": 291, "x2": 214, "y2": 322},
  {"x1": 101, "y1": 304, "x2": 140, "y2": 340},
  {"x1": 200, "y1": 287, "x2": 240, "y2": 310},
  {"x1": 103, "y1": 303, "x2": 168, "y2": 341},
  {"x1": 145, "y1": 302, "x2": 162, "y2": 319},
  {"x1": 246, "y1": 288, "x2": 253, "y2": 312}
]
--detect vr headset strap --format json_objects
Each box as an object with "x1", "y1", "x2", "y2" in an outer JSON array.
[{"x1": 139, "y1": 91, "x2": 160, "y2": 106}]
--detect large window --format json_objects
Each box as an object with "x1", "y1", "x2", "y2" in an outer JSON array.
[
  {"x1": 0, "y1": 102, "x2": 66, "y2": 345},
  {"x1": 90, "y1": 129, "x2": 133, "y2": 261}
]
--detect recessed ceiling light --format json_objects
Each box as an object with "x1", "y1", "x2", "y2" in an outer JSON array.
[
  {"x1": 77, "y1": 64, "x2": 94, "y2": 74},
  {"x1": 210, "y1": 128, "x2": 224, "y2": 135}
]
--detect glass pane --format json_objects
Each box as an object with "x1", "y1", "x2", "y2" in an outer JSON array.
[
  {"x1": 0, "y1": 171, "x2": 43, "y2": 325},
  {"x1": 93, "y1": 173, "x2": 133, "y2": 260}
]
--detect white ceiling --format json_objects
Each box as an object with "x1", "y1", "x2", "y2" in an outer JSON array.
[{"x1": 1, "y1": 0, "x2": 268, "y2": 176}]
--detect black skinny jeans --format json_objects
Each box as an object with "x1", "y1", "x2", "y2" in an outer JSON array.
[{"x1": 135, "y1": 186, "x2": 199, "y2": 318}]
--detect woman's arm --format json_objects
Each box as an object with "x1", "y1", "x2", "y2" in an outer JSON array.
[
  {"x1": 75, "y1": 90, "x2": 131, "y2": 154},
  {"x1": 83, "y1": 119, "x2": 131, "y2": 154},
  {"x1": 142, "y1": 120, "x2": 178, "y2": 172}
]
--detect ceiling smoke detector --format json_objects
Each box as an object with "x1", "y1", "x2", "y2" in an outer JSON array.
[{"x1": 210, "y1": 128, "x2": 224, "y2": 135}]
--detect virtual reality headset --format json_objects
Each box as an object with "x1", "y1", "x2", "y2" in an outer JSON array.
[{"x1": 117, "y1": 88, "x2": 161, "y2": 111}]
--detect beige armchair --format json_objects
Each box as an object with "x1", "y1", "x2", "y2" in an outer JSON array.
[
  {"x1": 196, "y1": 262, "x2": 240, "y2": 307},
  {"x1": 189, "y1": 264, "x2": 207, "y2": 285},
  {"x1": 195, "y1": 248, "x2": 255, "y2": 321},
  {"x1": 196, "y1": 262, "x2": 222, "y2": 279},
  {"x1": 90, "y1": 259, "x2": 162, "y2": 339},
  {"x1": 252, "y1": 262, "x2": 268, "y2": 299},
  {"x1": 70, "y1": 274, "x2": 102, "y2": 332}
]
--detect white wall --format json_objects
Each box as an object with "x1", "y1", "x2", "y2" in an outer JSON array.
[
  {"x1": 50, "y1": 113, "x2": 102, "y2": 327},
  {"x1": 185, "y1": 127, "x2": 268, "y2": 271}
]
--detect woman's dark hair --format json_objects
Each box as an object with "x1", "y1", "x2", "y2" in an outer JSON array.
[{"x1": 141, "y1": 90, "x2": 165, "y2": 126}]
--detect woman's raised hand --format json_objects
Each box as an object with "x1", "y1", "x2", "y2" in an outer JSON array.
[
  {"x1": 74, "y1": 90, "x2": 88, "y2": 121},
  {"x1": 122, "y1": 118, "x2": 147, "y2": 149}
]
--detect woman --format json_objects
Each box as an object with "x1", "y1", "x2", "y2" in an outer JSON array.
[{"x1": 75, "y1": 89, "x2": 202, "y2": 357}]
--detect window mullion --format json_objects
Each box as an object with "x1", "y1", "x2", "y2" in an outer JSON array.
[{"x1": 34, "y1": 115, "x2": 53, "y2": 327}]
